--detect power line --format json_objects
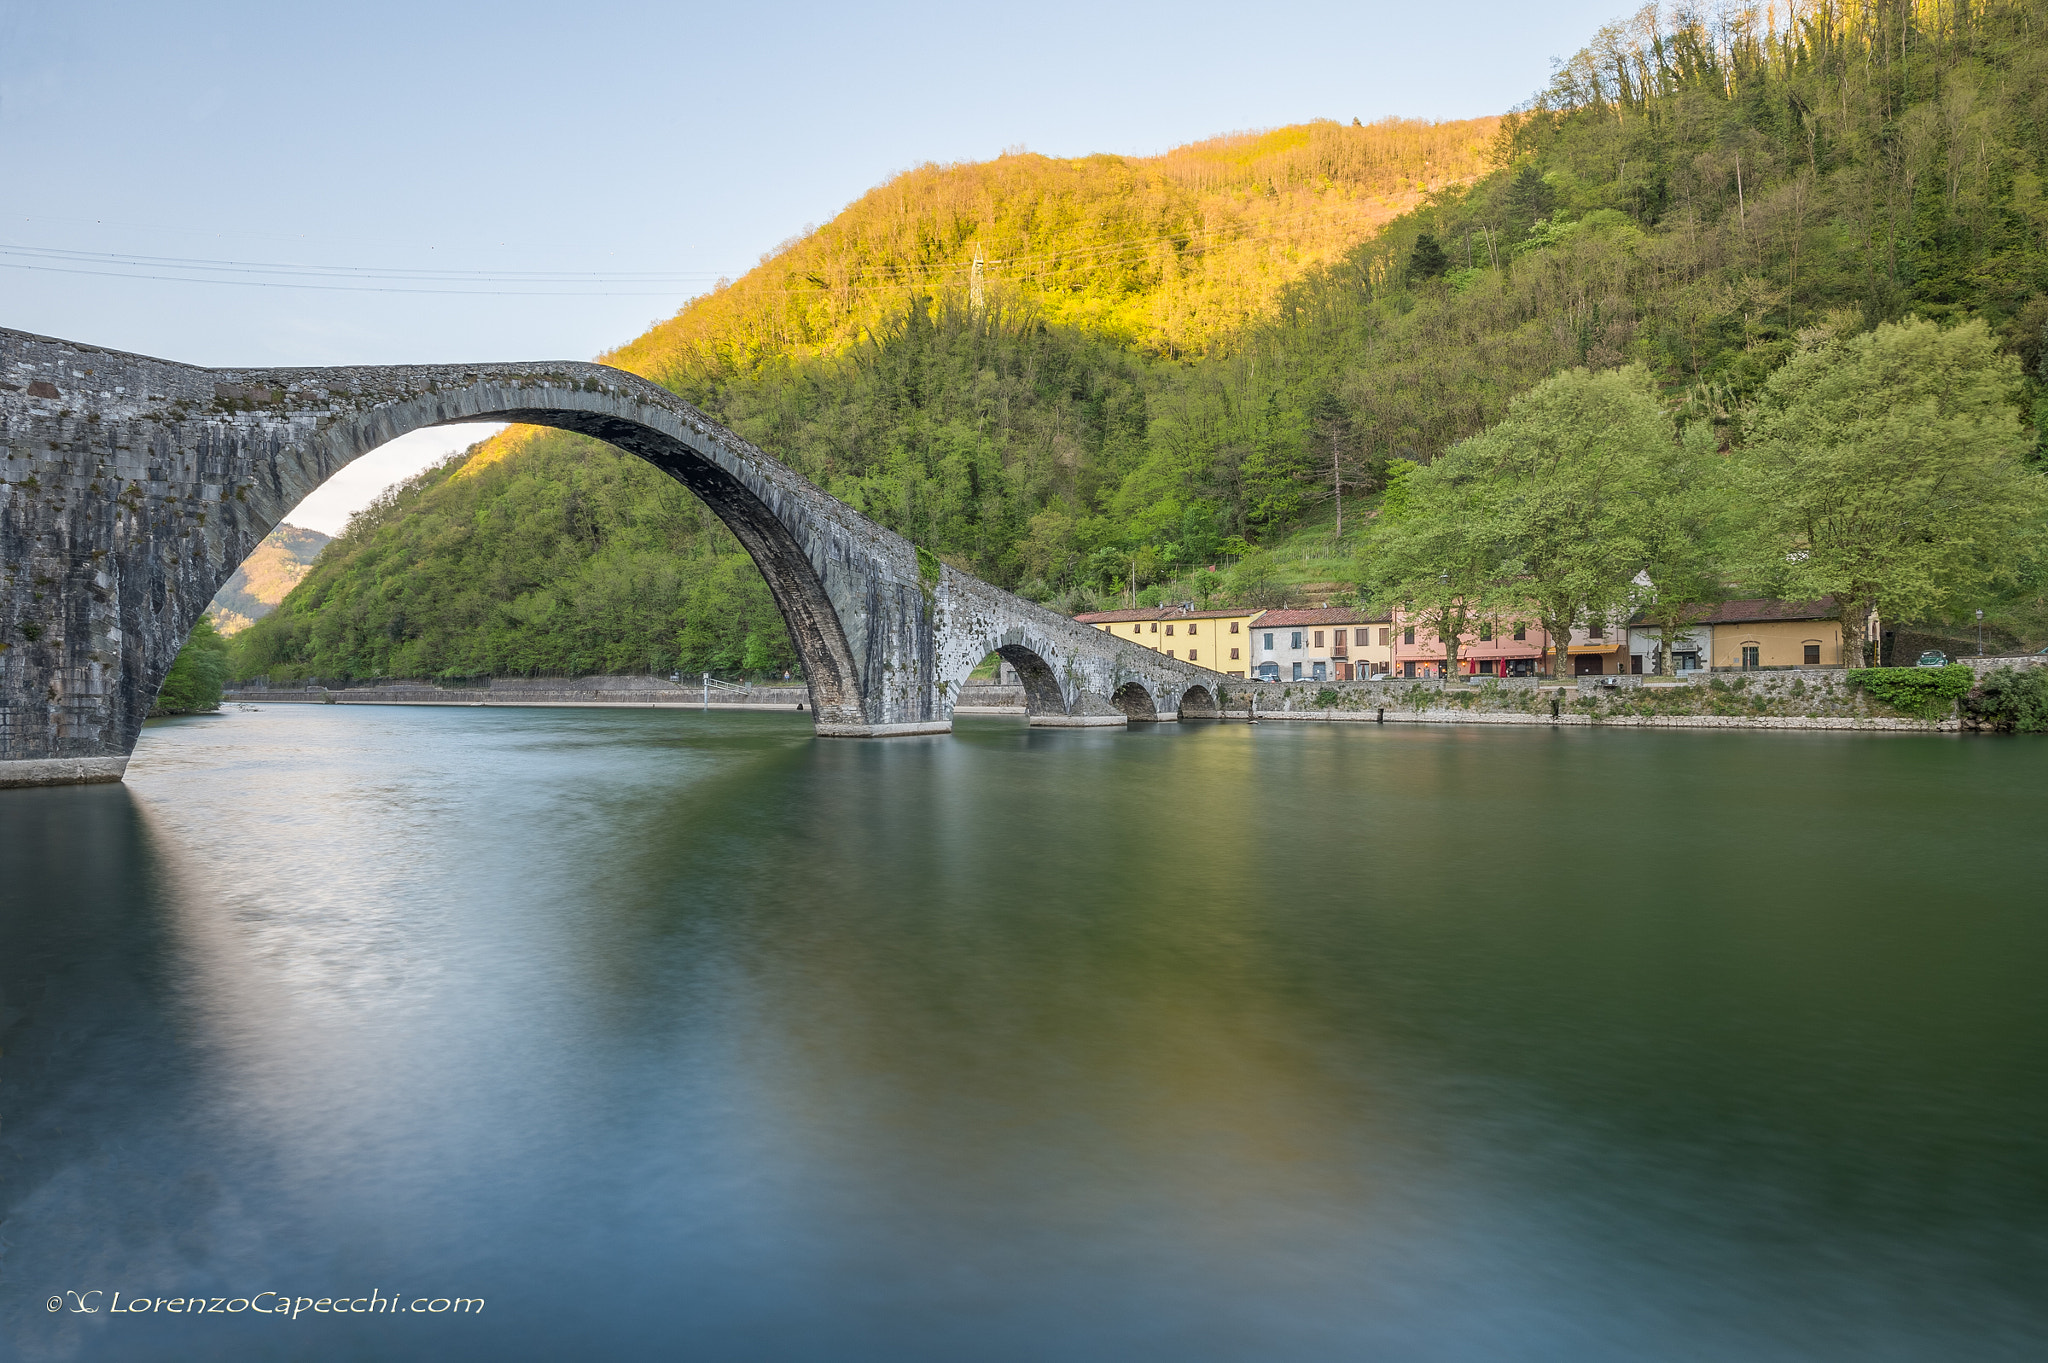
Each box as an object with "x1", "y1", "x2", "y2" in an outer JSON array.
[
  {"x1": 2, "y1": 189, "x2": 1420, "y2": 301},
  {"x1": 0, "y1": 243, "x2": 720, "y2": 284},
  {"x1": 0, "y1": 261, "x2": 696, "y2": 298}
]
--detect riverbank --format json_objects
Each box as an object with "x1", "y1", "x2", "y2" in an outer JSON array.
[
  {"x1": 1216, "y1": 671, "x2": 1960, "y2": 731},
  {"x1": 225, "y1": 662, "x2": 2048, "y2": 732}
]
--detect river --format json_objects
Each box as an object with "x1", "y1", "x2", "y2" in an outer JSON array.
[{"x1": 2, "y1": 706, "x2": 2045, "y2": 1361}]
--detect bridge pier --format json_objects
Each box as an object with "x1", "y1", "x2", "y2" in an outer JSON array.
[{"x1": 0, "y1": 328, "x2": 1234, "y2": 786}]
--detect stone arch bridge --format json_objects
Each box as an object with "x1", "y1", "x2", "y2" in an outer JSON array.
[{"x1": 0, "y1": 328, "x2": 1234, "y2": 787}]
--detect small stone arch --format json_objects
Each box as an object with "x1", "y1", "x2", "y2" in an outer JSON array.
[
  {"x1": 1111, "y1": 681, "x2": 1159, "y2": 721},
  {"x1": 1178, "y1": 684, "x2": 1219, "y2": 719},
  {"x1": 995, "y1": 643, "x2": 1070, "y2": 718}
]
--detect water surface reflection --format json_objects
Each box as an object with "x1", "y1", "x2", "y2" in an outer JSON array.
[{"x1": 2, "y1": 707, "x2": 2044, "y2": 1360}]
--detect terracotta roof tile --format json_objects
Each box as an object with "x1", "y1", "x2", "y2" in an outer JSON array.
[
  {"x1": 1251, "y1": 607, "x2": 1389, "y2": 627},
  {"x1": 1632, "y1": 597, "x2": 1838, "y2": 627},
  {"x1": 1073, "y1": 609, "x2": 1172, "y2": 623}
]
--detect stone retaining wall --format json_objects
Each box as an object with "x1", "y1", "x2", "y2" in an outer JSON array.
[
  {"x1": 220, "y1": 670, "x2": 1972, "y2": 733},
  {"x1": 227, "y1": 677, "x2": 813, "y2": 709},
  {"x1": 1213, "y1": 670, "x2": 1951, "y2": 730}
]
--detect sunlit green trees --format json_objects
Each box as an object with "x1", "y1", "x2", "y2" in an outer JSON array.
[{"x1": 1738, "y1": 318, "x2": 2045, "y2": 667}]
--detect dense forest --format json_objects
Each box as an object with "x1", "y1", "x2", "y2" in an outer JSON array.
[{"x1": 234, "y1": 0, "x2": 2048, "y2": 682}]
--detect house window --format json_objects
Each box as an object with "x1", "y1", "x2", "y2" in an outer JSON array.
[
  {"x1": 1188, "y1": 623, "x2": 1198, "y2": 635},
  {"x1": 1741, "y1": 644, "x2": 1761, "y2": 669},
  {"x1": 1165, "y1": 624, "x2": 1174, "y2": 636},
  {"x1": 1476, "y1": 659, "x2": 1496, "y2": 676},
  {"x1": 1403, "y1": 661, "x2": 1417, "y2": 678},
  {"x1": 1588, "y1": 623, "x2": 1604, "y2": 639},
  {"x1": 1150, "y1": 623, "x2": 1158, "y2": 633},
  {"x1": 1313, "y1": 631, "x2": 1324, "y2": 648},
  {"x1": 1804, "y1": 642, "x2": 1821, "y2": 665},
  {"x1": 1263, "y1": 632, "x2": 1274, "y2": 650},
  {"x1": 1378, "y1": 628, "x2": 1389, "y2": 646},
  {"x1": 1230, "y1": 647, "x2": 1239, "y2": 660},
  {"x1": 1402, "y1": 627, "x2": 1415, "y2": 645},
  {"x1": 1479, "y1": 622, "x2": 1492, "y2": 641},
  {"x1": 1166, "y1": 649, "x2": 1175, "y2": 658},
  {"x1": 1513, "y1": 625, "x2": 1526, "y2": 641},
  {"x1": 1355, "y1": 629, "x2": 1367, "y2": 646},
  {"x1": 1230, "y1": 622, "x2": 1240, "y2": 634},
  {"x1": 1189, "y1": 649, "x2": 1197, "y2": 661},
  {"x1": 1291, "y1": 632, "x2": 1303, "y2": 649}
]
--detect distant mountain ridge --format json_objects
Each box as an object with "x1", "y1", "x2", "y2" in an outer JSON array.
[{"x1": 208, "y1": 523, "x2": 330, "y2": 634}]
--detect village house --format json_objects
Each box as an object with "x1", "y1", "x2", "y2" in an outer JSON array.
[
  {"x1": 1695, "y1": 598, "x2": 1857, "y2": 669},
  {"x1": 1249, "y1": 608, "x2": 1393, "y2": 681},
  {"x1": 1624, "y1": 619, "x2": 1711, "y2": 675},
  {"x1": 1389, "y1": 608, "x2": 1548, "y2": 679},
  {"x1": 1075, "y1": 606, "x2": 1263, "y2": 677}
]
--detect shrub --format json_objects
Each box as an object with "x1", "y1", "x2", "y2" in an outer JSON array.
[
  {"x1": 1965, "y1": 666, "x2": 2048, "y2": 733},
  {"x1": 1847, "y1": 665, "x2": 1974, "y2": 721},
  {"x1": 154, "y1": 616, "x2": 231, "y2": 715},
  {"x1": 1314, "y1": 687, "x2": 1339, "y2": 707}
]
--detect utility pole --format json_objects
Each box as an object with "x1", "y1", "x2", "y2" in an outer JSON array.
[{"x1": 1332, "y1": 432, "x2": 1343, "y2": 540}]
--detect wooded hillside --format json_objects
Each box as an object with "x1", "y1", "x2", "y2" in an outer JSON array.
[{"x1": 234, "y1": 1, "x2": 2048, "y2": 682}]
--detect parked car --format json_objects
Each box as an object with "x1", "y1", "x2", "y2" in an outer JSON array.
[{"x1": 1917, "y1": 650, "x2": 1949, "y2": 667}]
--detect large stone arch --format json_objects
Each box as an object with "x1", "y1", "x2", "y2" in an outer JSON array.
[{"x1": 309, "y1": 389, "x2": 869, "y2": 727}]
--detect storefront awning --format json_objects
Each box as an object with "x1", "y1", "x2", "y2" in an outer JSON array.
[{"x1": 1565, "y1": 642, "x2": 1623, "y2": 655}]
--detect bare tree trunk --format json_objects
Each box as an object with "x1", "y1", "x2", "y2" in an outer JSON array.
[
  {"x1": 1839, "y1": 597, "x2": 1871, "y2": 669},
  {"x1": 1541, "y1": 611, "x2": 1574, "y2": 680}
]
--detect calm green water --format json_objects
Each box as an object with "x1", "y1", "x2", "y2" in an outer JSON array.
[{"x1": 2, "y1": 706, "x2": 2045, "y2": 1361}]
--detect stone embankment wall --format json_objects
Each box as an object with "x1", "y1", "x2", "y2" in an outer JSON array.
[
  {"x1": 1217, "y1": 671, "x2": 1958, "y2": 731},
  {"x1": 224, "y1": 671, "x2": 1985, "y2": 731},
  {"x1": 224, "y1": 676, "x2": 1029, "y2": 713},
  {"x1": 1954, "y1": 654, "x2": 2046, "y2": 678}
]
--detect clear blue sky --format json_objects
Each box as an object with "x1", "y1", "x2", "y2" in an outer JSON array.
[{"x1": 2, "y1": 0, "x2": 1620, "y2": 529}]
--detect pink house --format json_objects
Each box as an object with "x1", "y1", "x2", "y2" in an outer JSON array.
[{"x1": 1389, "y1": 608, "x2": 1551, "y2": 679}]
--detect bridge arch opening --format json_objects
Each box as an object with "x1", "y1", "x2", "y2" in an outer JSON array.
[
  {"x1": 1111, "y1": 682, "x2": 1158, "y2": 721},
  {"x1": 993, "y1": 644, "x2": 1069, "y2": 718},
  {"x1": 1178, "y1": 684, "x2": 1219, "y2": 719},
  {"x1": 327, "y1": 401, "x2": 862, "y2": 726},
  {"x1": 142, "y1": 377, "x2": 876, "y2": 736}
]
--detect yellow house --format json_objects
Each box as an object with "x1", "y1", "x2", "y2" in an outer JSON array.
[
  {"x1": 1697, "y1": 598, "x2": 1856, "y2": 668},
  {"x1": 1074, "y1": 607, "x2": 1264, "y2": 677}
]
